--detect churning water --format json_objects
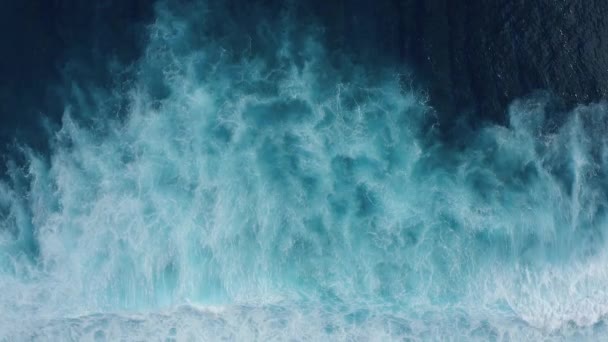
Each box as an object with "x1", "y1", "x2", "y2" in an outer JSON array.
[{"x1": 2, "y1": 1, "x2": 608, "y2": 341}]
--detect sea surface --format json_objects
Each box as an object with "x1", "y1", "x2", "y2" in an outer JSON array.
[{"x1": 2, "y1": 1, "x2": 608, "y2": 340}]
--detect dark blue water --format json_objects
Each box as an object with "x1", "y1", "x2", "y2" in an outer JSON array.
[{"x1": 2, "y1": 1, "x2": 608, "y2": 340}]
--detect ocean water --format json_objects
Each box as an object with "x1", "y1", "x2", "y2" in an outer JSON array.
[{"x1": 2, "y1": 1, "x2": 608, "y2": 341}]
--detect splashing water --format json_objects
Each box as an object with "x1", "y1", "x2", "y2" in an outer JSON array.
[{"x1": 2, "y1": 1, "x2": 608, "y2": 340}]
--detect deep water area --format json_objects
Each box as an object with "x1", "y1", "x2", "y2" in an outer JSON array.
[{"x1": 2, "y1": 1, "x2": 608, "y2": 341}]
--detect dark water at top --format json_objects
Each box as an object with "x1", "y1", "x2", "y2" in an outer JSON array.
[
  {"x1": 0, "y1": 1, "x2": 152, "y2": 155},
  {"x1": 2, "y1": 0, "x2": 608, "y2": 151}
]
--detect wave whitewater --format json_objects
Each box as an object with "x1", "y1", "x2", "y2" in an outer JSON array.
[{"x1": 1, "y1": 1, "x2": 608, "y2": 340}]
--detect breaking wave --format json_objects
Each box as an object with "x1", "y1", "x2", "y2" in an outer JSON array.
[{"x1": 2, "y1": 1, "x2": 608, "y2": 340}]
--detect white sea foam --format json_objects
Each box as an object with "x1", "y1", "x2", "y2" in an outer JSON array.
[{"x1": 1, "y1": 1, "x2": 608, "y2": 340}]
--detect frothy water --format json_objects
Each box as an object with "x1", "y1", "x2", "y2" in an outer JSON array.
[{"x1": 2, "y1": 1, "x2": 608, "y2": 340}]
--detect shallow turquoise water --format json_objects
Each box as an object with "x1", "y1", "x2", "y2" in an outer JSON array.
[{"x1": 2, "y1": 2, "x2": 608, "y2": 341}]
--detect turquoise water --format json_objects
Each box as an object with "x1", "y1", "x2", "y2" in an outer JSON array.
[{"x1": 2, "y1": 2, "x2": 608, "y2": 341}]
